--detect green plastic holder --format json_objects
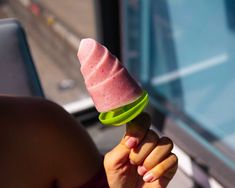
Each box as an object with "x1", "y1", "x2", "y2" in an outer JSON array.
[{"x1": 99, "y1": 91, "x2": 149, "y2": 126}]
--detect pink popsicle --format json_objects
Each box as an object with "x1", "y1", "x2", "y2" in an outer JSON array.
[{"x1": 77, "y1": 38, "x2": 143, "y2": 112}]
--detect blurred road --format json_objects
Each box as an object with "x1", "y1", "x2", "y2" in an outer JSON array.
[
  {"x1": 1, "y1": 0, "x2": 97, "y2": 105},
  {"x1": 28, "y1": 35, "x2": 88, "y2": 104},
  {"x1": 39, "y1": 0, "x2": 97, "y2": 38}
]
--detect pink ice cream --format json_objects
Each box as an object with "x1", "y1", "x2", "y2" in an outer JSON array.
[{"x1": 77, "y1": 38, "x2": 142, "y2": 112}]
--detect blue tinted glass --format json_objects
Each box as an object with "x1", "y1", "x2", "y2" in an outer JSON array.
[{"x1": 124, "y1": 0, "x2": 235, "y2": 169}]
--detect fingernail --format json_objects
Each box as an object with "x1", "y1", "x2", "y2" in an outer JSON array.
[
  {"x1": 138, "y1": 166, "x2": 147, "y2": 176},
  {"x1": 143, "y1": 172, "x2": 155, "y2": 182},
  {"x1": 125, "y1": 137, "x2": 138, "y2": 148},
  {"x1": 130, "y1": 160, "x2": 137, "y2": 165}
]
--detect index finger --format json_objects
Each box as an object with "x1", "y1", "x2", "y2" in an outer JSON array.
[{"x1": 122, "y1": 112, "x2": 151, "y2": 148}]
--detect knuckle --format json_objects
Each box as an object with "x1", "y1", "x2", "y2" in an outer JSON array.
[
  {"x1": 132, "y1": 127, "x2": 146, "y2": 138},
  {"x1": 129, "y1": 152, "x2": 143, "y2": 165},
  {"x1": 170, "y1": 153, "x2": 178, "y2": 164},
  {"x1": 129, "y1": 131, "x2": 159, "y2": 166},
  {"x1": 160, "y1": 137, "x2": 173, "y2": 149},
  {"x1": 128, "y1": 113, "x2": 151, "y2": 130},
  {"x1": 155, "y1": 164, "x2": 165, "y2": 174},
  {"x1": 126, "y1": 125, "x2": 146, "y2": 140},
  {"x1": 150, "y1": 153, "x2": 178, "y2": 179},
  {"x1": 146, "y1": 130, "x2": 159, "y2": 142},
  {"x1": 143, "y1": 160, "x2": 153, "y2": 170}
]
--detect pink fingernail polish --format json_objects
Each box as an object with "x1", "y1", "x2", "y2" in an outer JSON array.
[
  {"x1": 125, "y1": 137, "x2": 137, "y2": 148},
  {"x1": 138, "y1": 166, "x2": 147, "y2": 176},
  {"x1": 130, "y1": 160, "x2": 137, "y2": 165},
  {"x1": 143, "y1": 172, "x2": 155, "y2": 182}
]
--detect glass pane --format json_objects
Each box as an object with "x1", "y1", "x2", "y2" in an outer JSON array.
[{"x1": 124, "y1": 0, "x2": 235, "y2": 171}]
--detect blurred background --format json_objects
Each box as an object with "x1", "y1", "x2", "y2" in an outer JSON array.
[
  {"x1": 0, "y1": 0, "x2": 234, "y2": 187},
  {"x1": 0, "y1": 0, "x2": 98, "y2": 105}
]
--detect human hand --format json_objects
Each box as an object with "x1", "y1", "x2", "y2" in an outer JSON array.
[{"x1": 104, "y1": 113, "x2": 178, "y2": 188}]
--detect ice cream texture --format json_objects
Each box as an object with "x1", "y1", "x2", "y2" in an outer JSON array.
[
  {"x1": 78, "y1": 38, "x2": 143, "y2": 112},
  {"x1": 77, "y1": 38, "x2": 148, "y2": 125}
]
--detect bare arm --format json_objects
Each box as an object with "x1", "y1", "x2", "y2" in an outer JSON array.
[{"x1": 0, "y1": 96, "x2": 102, "y2": 188}]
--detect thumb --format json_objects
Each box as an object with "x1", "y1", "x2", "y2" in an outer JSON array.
[{"x1": 104, "y1": 113, "x2": 151, "y2": 170}]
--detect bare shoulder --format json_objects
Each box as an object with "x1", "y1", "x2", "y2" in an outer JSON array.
[{"x1": 0, "y1": 96, "x2": 101, "y2": 188}]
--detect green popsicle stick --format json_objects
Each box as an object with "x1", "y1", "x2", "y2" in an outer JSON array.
[{"x1": 99, "y1": 91, "x2": 149, "y2": 126}]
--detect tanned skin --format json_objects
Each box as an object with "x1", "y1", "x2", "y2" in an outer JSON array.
[{"x1": 0, "y1": 96, "x2": 177, "y2": 188}]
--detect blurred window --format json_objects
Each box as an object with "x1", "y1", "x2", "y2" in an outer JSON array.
[
  {"x1": 122, "y1": 0, "x2": 235, "y2": 186},
  {"x1": 6, "y1": 0, "x2": 99, "y2": 108}
]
